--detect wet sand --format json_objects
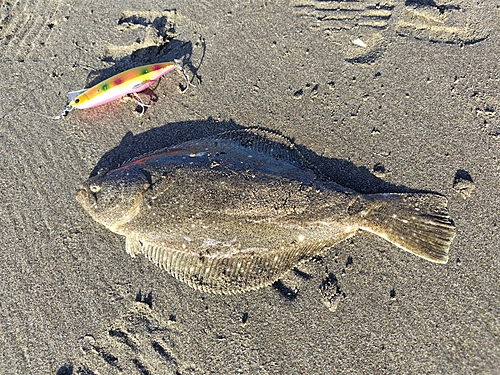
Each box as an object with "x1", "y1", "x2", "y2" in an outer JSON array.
[{"x1": 0, "y1": 0, "x2": 498, "y2": 373}]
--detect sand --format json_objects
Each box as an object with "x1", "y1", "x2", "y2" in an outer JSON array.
[{"x1": 0, "y1": 0, "x2": 498, "y2": 374}]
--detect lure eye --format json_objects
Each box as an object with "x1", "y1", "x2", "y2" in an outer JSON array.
[{"x1": 75, "y1": 98, "x2": 80, "y2": 104}]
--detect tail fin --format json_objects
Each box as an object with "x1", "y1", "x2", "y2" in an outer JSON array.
[{"x1": 353, "y1": 193, "x2": 456, "y2": 263}]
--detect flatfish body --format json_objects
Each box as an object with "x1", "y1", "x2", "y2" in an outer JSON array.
[{"x1": 77, "y1": 128, "x2": 456, "y2": 294}]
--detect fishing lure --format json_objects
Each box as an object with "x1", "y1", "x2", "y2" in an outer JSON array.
[{"x1": 59, "y1": 60, "x2": 186, "y2": 118}]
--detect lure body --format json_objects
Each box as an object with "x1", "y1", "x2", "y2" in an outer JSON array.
[{"x1": 66, "y1": 62, "x2": 178, "y2": 111}]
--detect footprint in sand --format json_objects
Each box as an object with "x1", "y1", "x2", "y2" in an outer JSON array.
[
  {"x1": 106, "y1": 10, "x2": 178, "y2": 60},
  {"x1": 73, "y1": 300, "x2": 201, "y2": 375},
  {"x1": 292, "y1": 0, "x2": 489, "y2": 63},
  {"x1": 396, "y1": 0, "x2": 489, "y2": 45}
]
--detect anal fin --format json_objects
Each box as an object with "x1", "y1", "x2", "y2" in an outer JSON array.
[{"x1": 136, "y1": 240, "x2": 337, "y2": 294}]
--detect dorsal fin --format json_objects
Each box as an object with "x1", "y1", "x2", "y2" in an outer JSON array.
[{"x1": 127, "y1": 127, "x2": 312, "y2": 170}]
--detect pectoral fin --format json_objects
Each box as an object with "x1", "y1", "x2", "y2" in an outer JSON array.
[{"x1": 126, "y1": 237, "x2": 142, "y2": 257}]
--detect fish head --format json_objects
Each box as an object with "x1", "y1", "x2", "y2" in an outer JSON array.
[{"x1": 76, "y1": 165, "x2": 151, "y2": 230}]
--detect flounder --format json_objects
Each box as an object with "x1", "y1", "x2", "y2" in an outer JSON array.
[{"x1": 76, "y1": 127, "x2": 456, "y2": 294}]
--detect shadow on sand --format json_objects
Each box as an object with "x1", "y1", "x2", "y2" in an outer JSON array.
[{"x1": 89, "y1": 118, "x2": 431, "y2": 196}]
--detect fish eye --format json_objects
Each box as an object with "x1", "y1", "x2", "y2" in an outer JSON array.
[
  {"x1": 97, "y1": 168, "x2": 109, "y2": 177},
  {"x1": 89, "y1": 184, "x2": 101, "y2": 193}
]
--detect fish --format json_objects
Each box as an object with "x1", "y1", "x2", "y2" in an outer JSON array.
[{"x1": 76, "y1": 127, "x2": 456, "y2": 294}]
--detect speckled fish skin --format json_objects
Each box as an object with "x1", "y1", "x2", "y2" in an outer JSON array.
[{"x1": 76, "y1": 128, "x2": 456, "y2": 294}]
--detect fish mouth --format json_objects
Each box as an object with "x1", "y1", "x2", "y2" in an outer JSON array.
[{"x1": 76, "y1": 183, "x2": 95, "y2": 207}]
